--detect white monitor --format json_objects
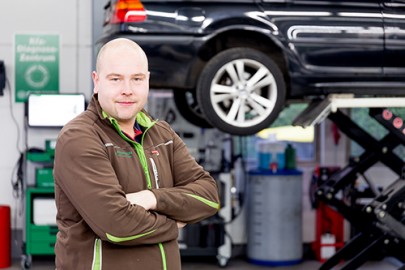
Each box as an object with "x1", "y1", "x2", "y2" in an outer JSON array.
[{"x1": 27, "y1": 93, "x2": 86, "y2": 127}]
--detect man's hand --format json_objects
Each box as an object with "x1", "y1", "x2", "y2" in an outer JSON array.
[
  {"x1": 126, "y1": 190, "x2": 157, "y2": 210},
  {"x1": 177, "y1": 221, "x2": 186, "y2": 229}
]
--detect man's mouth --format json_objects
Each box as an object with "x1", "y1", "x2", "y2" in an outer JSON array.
[{"x1": 117, "y1": 101, "x2": 135, "y2": 105}]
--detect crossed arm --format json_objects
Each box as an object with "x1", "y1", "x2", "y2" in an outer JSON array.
[{"x1": 126, "y1": 190, "x2": 186, "y2": 228}]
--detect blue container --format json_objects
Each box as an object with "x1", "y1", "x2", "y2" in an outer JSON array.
[{"x1": 259, "y1": 152, "x2": 271, "y2": 170}]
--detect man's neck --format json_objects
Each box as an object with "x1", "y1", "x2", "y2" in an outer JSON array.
[{"x1": 119, "y1": 121, "x2": 136, "y2": 138}]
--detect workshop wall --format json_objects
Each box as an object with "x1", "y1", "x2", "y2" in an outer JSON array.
[{"x1": 0, "y1": 0, "x2": 93, "y2": 229}]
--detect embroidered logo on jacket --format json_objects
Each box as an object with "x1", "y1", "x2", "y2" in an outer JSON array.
[
  {"x1": 104, "y1": 142, "x2": 132, "y2": 158},
  {"x1": 115, "y1": 150, "x2": 133, "y2": 158}
]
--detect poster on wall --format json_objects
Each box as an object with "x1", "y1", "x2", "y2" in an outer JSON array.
[{"x1": 14, "y1": 34, "x2": 59, "y2": 102}]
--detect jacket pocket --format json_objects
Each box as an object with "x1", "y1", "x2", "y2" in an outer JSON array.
[
  {"x1": 146, "y1": 140, "x2": 175, "y2": 188},
  {"x1": 149, "y1": 157, "x2": 160, "y2": 189}
]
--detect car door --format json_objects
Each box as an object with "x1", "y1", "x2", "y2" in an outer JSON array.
[
  {"x1": 382, "y1": 0, "x2": 405, "y2": 76},
  {"x1": 260, "y1": 0, "x2": 384, "y2": 85}
]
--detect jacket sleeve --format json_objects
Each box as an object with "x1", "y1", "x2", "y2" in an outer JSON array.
[
  {"x1": 151, "y1": 125, "x2": 220, "y2": 224},
  {"x1": 53, "y1": 128, "x2": 178, "y2": 246}
]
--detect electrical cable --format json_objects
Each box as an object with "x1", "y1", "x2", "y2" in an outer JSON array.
[
  {"x1": 224, "y1": 135, "x2": 249, "y2": 222},
  {"x1": 10, "y1": 153, "x2": 23, "y2": 200},
  {"x1": 221, "y1": 228, "x2": 235, "y2": 256},
  {"x1": 209, "y1": 135, "x2": 246, "y2": 256},
  {"x1": 218, "y1": 136, "x2": 254, "y2": 256},
  {"x1": 6, "y1": 77, "x2": 24, "y2": 154},
  {"x1": 5, "y1": 76, "x2": 26, "y2": 255},
  {"x1": 6, "y1": 76, "x2": 25, "y2": 204},
  {"x1": 217, "y1": 136, "x2": 242, "y2": 225}
]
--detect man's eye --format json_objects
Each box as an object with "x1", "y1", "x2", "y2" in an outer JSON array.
[{"x1": 110, "y1": 78, "x2": 120, "y2": 81}]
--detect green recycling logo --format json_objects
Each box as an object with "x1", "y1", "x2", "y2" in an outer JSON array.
[{"x1": 25, "y1": 64, "x2": 50, "y2": 89}]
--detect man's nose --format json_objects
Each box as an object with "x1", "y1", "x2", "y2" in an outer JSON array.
[{"x1": 121, "y1": 80, "x2": 133, "y2": 95}]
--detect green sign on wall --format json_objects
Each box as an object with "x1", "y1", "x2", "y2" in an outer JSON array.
[{"x1": 15, "y1": 34, "x2": 59, "y2": 102}]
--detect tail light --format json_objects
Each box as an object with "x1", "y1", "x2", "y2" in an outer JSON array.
[{"x1": 111, "y1": 0, "x2": 147, "y2": 23}]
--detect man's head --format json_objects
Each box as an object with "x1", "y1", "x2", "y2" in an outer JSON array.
[{"x1": 93, "y1": 38, "x2": 150, "y2": 129}]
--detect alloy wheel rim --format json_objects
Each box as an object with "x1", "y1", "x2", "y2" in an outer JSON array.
[{"x1": 209, "y1": 58, "x2": 278, "y2": 128}]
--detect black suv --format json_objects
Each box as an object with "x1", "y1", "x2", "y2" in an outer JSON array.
[{"x1": 98, "y1": 0, "x2": 405, "y2": 135}]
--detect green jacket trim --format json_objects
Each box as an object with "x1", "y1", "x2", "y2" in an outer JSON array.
[
  {"x1": 91, "y1": 238, "x2": 102, "y2": 270},
  {"x1": 136, "y1": 110, "x2": 155, "y2": 127},
  {"x1": 185, "y1": 193, "x2": 220, "y2": 210},
  {"x1": 158, "y1": 243, "x2": 167, "y2": 270},
  {"x1": 105, "y1": 229, "x2": 156, "y2": 243}
]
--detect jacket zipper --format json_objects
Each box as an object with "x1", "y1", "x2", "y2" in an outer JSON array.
[{"x1": 133, "y1": 143, "x2": 152, "y2": 189}]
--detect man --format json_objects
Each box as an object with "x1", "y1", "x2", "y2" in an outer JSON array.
[{"x1": 53, "y1": 38, "x2": 220, "y2": 269}]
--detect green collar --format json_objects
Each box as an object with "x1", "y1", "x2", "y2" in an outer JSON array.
[{"x1": 102, "y1": 111, "x2": 155, "y2": 129}]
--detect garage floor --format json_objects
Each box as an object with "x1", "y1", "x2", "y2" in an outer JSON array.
[{"x1": 5, "y1": 256, "x2": 401, "y2": 270}]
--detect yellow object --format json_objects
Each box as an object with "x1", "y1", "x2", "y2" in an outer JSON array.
[{"x1": 257, "y1": 126, "x2": 314, "y2": 143}]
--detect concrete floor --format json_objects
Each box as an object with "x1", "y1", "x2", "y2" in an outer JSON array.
[{"x1": 3, "y1": 256, "x2": 402, "y2": 270}]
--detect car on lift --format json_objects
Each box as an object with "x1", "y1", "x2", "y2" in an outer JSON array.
[{"x1": 97, "y1": 0, "x2": 405, "y2": 136}]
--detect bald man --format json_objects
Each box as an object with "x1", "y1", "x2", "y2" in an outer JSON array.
[{"x1": 53, "y1": 38, "x2": 220, "y2": 270}]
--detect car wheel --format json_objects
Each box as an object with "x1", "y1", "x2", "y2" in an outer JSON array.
[
  {"x1": 196, "y1": 48, "x2": 286, "y2": 136},
  {"x1": 172, "y1": 89, "x2": 212, "y2": 128}
]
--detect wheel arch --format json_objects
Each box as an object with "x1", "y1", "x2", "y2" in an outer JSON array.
[{"x1": 190, "y1": 28, "x2": 291, "y2": 94}]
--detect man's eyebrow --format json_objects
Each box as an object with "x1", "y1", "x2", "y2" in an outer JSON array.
[
  {"x1": 106, "y1": 73, "x2": 122, "y2": 77},
  {"x1": 105, "y1": 73, "x2": 146, "y2": 78},
  {"x1": 133, "y1": 73, "x2": 146, "y2": 77}
]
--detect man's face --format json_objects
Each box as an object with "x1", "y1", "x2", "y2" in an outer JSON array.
[{"x1": 92, "y1": 46, "x2": 150, "y2": 127}]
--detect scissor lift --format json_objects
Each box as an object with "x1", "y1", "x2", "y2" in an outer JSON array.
[{"x1": 293, "y1": 94, "x2": 405, "y2": 270}]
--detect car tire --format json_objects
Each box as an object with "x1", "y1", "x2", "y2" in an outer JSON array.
[
  {"x1": 196, "y1": 48, "x2": 286, "y2": 136},
  {"x1": 172, "y1": 89, "x2": 212, "y2": 128}
]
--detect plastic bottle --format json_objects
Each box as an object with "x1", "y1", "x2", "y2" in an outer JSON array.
[
  {"x1": 258, "y1": 141, "x2": 272, "y2": 170},
  {"x1": 285, "y1": 143, "x2": 296, "y2": 170}
]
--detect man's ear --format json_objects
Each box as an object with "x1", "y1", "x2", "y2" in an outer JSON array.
[{"x1": 92, "y1": 71, "x2": 99, "y2": 93}]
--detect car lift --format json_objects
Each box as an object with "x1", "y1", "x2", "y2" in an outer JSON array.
[{"x1": 293, "y1": 94, "x2": 405, "y2": 270}]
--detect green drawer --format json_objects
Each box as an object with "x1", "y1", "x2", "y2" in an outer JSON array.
[
  {"x1": 27, "y1": 225, "x2": 57, "y2": 255},
  {"x1": 30, "y1": 226, "x2": 57, "y2": 241},
  {"x1": 27, "y1": 241, "x2": 55, "y2": 255}
]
